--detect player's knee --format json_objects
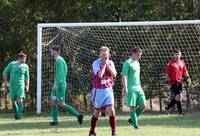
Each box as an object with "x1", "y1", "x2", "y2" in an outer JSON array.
[
  {"x1": 140, "y1": 104, "x2": 145, "y2": 110},
  {"x1": 130, "y1": 106, "x2": 136, "y2": 111},
  {"x1": 50, "y1": 100, "x2": 56, "y2": 106},
  {"x1": 16, "y1": 99, "x2": 22, "y2": 104},
  {"x1": 107, "y1": 106, "x2": 115, "y2": 116},
  {"x1": 58, "y1": 102, "x2": 65, "y2": 108},
  {"x1": 94, "y1": 110, "x2": 101, "y2": 118}
]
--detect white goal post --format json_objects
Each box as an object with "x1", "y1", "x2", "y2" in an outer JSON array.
[{"x1": 37, "y1": 20, "x2": 200, "y2": 114}]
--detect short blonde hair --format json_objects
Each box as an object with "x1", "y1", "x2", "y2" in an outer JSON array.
[{"x1": 99, "y1": 46, "x2": 110, "y2": 52}]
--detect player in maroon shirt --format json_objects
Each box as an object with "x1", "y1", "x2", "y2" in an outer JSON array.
[{"x1": 164, "y1": 49, "x2": 191, "y2": 115}]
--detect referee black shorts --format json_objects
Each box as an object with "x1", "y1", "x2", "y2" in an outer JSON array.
[{"x1": 170, "y1": 81, "x2": 182, "y2": 95}]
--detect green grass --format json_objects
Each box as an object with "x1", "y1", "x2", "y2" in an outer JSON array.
[{"x1": 0, "y1": 112, "x2": 199, "y2": 136}]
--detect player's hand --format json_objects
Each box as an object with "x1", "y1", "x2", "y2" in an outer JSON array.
[
  {"x1": 5, "y1": 82, "x2": 9, "y2": 90},
  {"x1": 25, "y1": 86, "x2": 29, "y2": 91},
  {"x1": 165, "y1": 83, "x2": 171, "y2": 90},
  {"x1": 52, "y1": 85, "x2": 58, "y2": 91},
  {"x1": 186, "y1": 78, "x2": 191, "y2": 85},
  {"x1": 122, "y1": 87, "x2": 128, "y2": 95},
  {"x1": 175, "y1": 93, "x2": 183, "y2": 101},
  {"x1": 102, "y1": 54, "x2": 109, "y2": 64}
]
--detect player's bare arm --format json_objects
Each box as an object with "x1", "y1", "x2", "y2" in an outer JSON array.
[
  {"x1": 97, "y1": 63, "x2": 107, "y2": 78},
  {"x1": 25, "y1": 80, "x2": 29, "y2": 91},
  {"x1": 3, "y1": 74, "x2": 9, "y2": 88},
  {"x1": 122, "y1": 75, "x2": 128, "y2": 94},
  {"x1": 106, "y1": 63, "x2": 117, "y2": 77}
]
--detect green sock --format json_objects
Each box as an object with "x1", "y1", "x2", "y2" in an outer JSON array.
[
  {"x1": 18, "y1": 103, "x2": 23, "y2": 118},
  {"x1": 64, "y1": 104, "x2": 80, "y2": 117},
  {"x1": 50, "y1": 105, "x2": 58, "y2": 122},
  {"x1": 12, "y1": 103, "x2": 18, "y2": 116},
  {"x1": 136, "y1": 108, "x2": 144, "y2": 117},
  {"x1": 130, "y1": 111, "x2": 138, "y2": 128}
]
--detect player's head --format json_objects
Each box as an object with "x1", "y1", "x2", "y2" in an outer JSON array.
[
  {"x1": 132, "y1": 47, "x2": 142, "y2": 61},
  {"x1": 172, "y1": 49, "x2": 181, "y2": 60},
  {"x1": 18, "y1": 51, "x2": 27, "y2": 64},
  {"x1": 99, "y1": 46, "x2": 110, "y2": 60},
  {"x1": 51, "y1": 45, "x2": 60, "y2": 58}
]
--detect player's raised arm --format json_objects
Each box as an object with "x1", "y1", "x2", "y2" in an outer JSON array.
[{"x1": 106, "y1": 60, "x2": 117, "y2": 78}]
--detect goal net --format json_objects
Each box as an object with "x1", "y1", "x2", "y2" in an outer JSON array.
[{"x1": 37, "y1": 20, "x2": 200, "y2": 114}]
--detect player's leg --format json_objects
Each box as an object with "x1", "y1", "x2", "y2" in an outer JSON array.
[
  {"x1": 11, "y1": 100, "x2": 19, "y2": 120},
  {"x1": 166, "y1": 84, "x2": 177, "y2": 113},
  {"x1": 89, "y1": 109, "x2": 101, "y2": 136},
  {"x1": 57, "y1": 85, "x2": 83, "y2": 124},
  {"x1": 130, "y1": 106, "x2": 138, "y2": 129},
  {"x1": 136, "y1": 91, "x2": 146, "y2": 117},
  {"x1": 103, "y1": 88, "x2": 116, "y2": 136},
  {"x1": 50, "y1": 91, "x2": 58, "y2": 126},
  {"x1": 175, "y1": 83, "x2": 184, "y2": 115},
  {"x1": 107, "y1": 105, "x2": 117, "y2": 136},
  {"x1": 89, "y1": 88, "x2": 107, "y2": 136},
  {"x1": 126, "y1": 92, "x2": 138, "y2": 129},
  {"x1": 16, "y1": 98, "x2": 23, "y2": 119},
  {"x1": 9, "y1": 85, "x2": 18, "y2": 119},
  {"x1": 16, "y1": 85, "x2": 25, "y2": 119},
  {"x1": 101, "y1": 108, "x2": 106, "y2": 117}
]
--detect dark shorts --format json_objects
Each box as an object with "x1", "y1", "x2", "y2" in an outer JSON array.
[{"x1": 170, "y1": 81, "x2": 182, "y2": 95}]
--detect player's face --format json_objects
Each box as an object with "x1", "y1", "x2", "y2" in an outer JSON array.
[
  {"x1": 100, "y1": 50, "x2": 109, "y2": 60},
  {"x1": 133, "y1": 52, "x2": 142, "y2": 61},
  {"x1": 173, "y1": 52, "x2": 181, "y2": 60},
  {"x1": 18, "y1": 57, "x2": 26, "y2": 64},
  {"x1": 51, "y1": 49, "x2": 56, "y2": 58}
]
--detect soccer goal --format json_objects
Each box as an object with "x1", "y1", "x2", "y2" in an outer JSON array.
[{"x1": 37, "y1": 20, "x2": 200, "y2": 114}]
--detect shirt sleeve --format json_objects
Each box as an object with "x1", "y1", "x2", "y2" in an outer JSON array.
[
  {"x1": 54, "y1": 59, "x2": 67, "y2": 87},
  {"x1": 92, "y1": 61, "x2": 100, "y2": 75},
  {"x1": 3, "y1": 63, "x2": 11, "y2": 76},
  {"x1": 25, "y1": 66, "x2": 29, "y2": 81},
  {"x1": 121, "y1": 61, "x2": 129, "y2": 76},
  {"x1": 54, "y1": 60, "x2": 61, "y2": 87},
  {"x1": 109, "y1": 60, "x2": 115, "y2": 69}
]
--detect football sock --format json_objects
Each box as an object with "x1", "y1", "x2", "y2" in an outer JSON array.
[
  {"x1": 136, "y1": 108, "x2": 144, "y2": 117},
  {"x1": 176, "y1": 101, "x2": 182, "y2": 114},
  {"x1": 13, "y1": 103, "x2": 18, "y2": 117},
  {"x1": 130, "y1": 111, "x2": 138, "y2": 128},
  {"x1": 51, "y1": 105, "x2": 58, "y2": 122},
  {"x1": 109, "y1": 116, "x2": 116, "y2": 134},
  {"x1": 90, "y1": 115, "x2": 98, "y2": 134},
  {"x1": 64, "y1": 104, "x2": 80, "y2": 117},
  {"x1": 18, "y1": 103, "x2": 23, "y2": 118}
]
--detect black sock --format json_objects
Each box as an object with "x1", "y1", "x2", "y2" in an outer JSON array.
[{"x1": 176, "y1": 101, "x2": 182, "y2": 114}]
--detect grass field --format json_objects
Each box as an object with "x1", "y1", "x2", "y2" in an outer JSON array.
[{"x1": 0, "y1": 112, "x2": 199, "y2": 136}]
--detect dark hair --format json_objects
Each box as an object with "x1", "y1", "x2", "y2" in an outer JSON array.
[
  {"x1": 51, "y1": 45, "x2": 60, "y2": 52},
  {"x1": 132, "y1": 47, "x2": 142, "y2": 53},
  {"x1": 18, "y1": 51, "x2": 27, "y2": 58},
  {"x1": 173, "y1": 49, "x2": 181, "y2": 54}
]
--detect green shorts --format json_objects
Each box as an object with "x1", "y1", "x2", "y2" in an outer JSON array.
[
  {"x1": 125, "y1": 91, "x2": 146, "y2": 107},
  {"x1": 51, "y1": 85, "x2": 66, "y2": 102},
  {"x1": 9, "y1": 85, "x2": 25, "y2": 100}
]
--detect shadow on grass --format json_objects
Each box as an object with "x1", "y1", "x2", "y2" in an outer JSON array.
[{"x1": 0, "y1": 113, "x2": 199, "y2": 131}]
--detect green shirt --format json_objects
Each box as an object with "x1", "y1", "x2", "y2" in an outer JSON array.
[
  {"x1": 3, "y1": 61, "x2": 29, "y2": 86},
  {"x1": 54, "y1": 56, "x2": 67, "y2": 87},
  {"x1": 122, "y1": 58, "x2": 142, "y2": 92}
]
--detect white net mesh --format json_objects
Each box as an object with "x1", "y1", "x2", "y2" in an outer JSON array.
[{"x1": 39, "y1": 21, "x2": 200, "y2": 112}]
